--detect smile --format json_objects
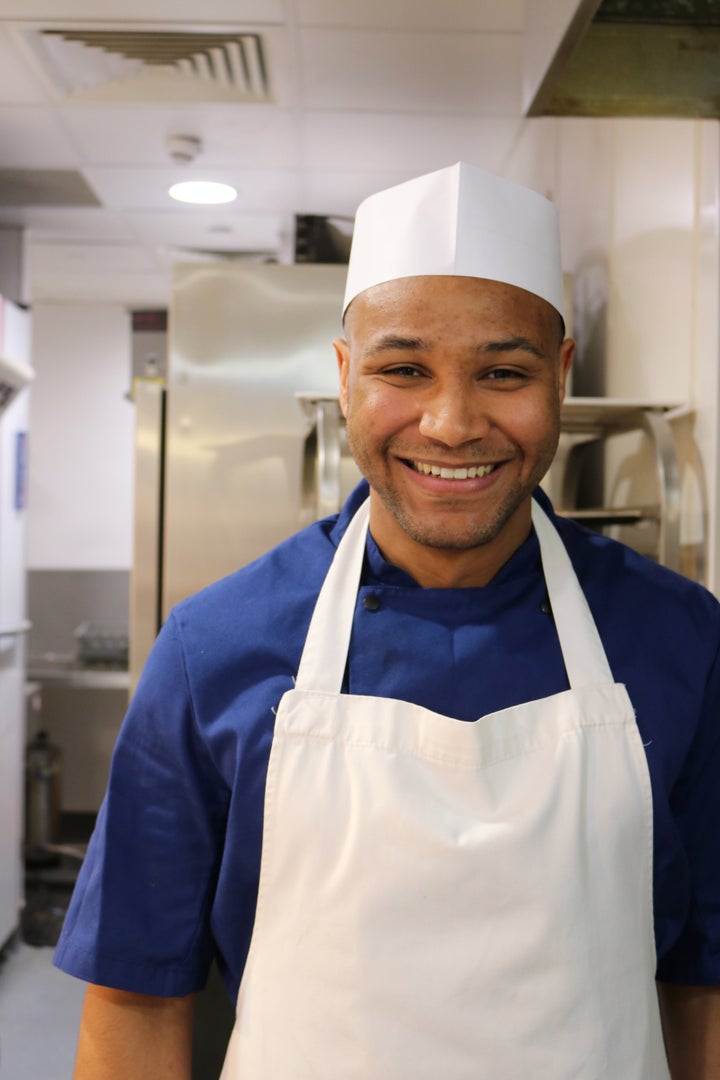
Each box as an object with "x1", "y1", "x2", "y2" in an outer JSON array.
[{"x1": 410, "y1": 462, "x2": 498, "y2": 480}]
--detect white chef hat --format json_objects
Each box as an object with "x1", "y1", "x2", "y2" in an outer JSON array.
[{"x1": 343, "y1": 161, "x2": 564, "y2": 319}]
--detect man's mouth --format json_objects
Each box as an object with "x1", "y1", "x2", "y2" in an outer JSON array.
[{"x1": 409, "y1": 461, "x2": 499, "y2": 480}]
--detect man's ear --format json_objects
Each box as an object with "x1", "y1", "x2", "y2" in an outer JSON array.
[
  {"x1": 558, "y1": 338, "x2": 575, "y2": 404},
  {"x1": 334, "y1": 338, "x2": 350, "y2": 417}
]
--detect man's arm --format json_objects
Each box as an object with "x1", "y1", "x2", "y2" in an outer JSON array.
[
  {"x1": 73, "y1": 983, "x2": 195, "y2": 1080},
  {"x1": 658, "y1": 982, "x2": 720, "y2": 1079}
]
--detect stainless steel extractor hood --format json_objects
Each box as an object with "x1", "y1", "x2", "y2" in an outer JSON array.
[{"x1": 528, "y1": 0, "x2": 720, "y2": 118}]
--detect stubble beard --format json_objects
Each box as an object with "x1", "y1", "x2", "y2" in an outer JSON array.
[
  {"x1": 371, "y1": 472, "x2": 539, "y2": 551},
  {"x1": 346, "y1": 426, "x2": 560, "y2": 553}
]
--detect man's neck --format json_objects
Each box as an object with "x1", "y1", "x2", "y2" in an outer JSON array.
[{"x1": 368, "y1": 506, "x2": 534, "y2": 589}]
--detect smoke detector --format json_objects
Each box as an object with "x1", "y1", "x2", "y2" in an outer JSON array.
[{"x1": 167, "y1": 135, "x2": 202, "y2": 164}]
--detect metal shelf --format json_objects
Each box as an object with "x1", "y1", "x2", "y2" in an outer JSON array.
[
  {"x1": 559, "y1": 506, "x2": 652, "y2": 526},
  {"x1": 555, "y1": 398, "x2": 685, "y2": 571}
]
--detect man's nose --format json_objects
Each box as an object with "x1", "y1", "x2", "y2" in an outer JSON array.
[{"x1": 418, "y1": 386, "x2": 489, "y2": 446}]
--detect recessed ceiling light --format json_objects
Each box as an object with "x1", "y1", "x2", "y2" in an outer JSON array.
[{"x1": 168, "y1": 181, "x2": 237, "y2": 205}]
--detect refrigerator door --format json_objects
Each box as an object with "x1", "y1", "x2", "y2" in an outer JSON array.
[
  {"x1": 129, "y1": 379, "x2": 165, "y2": 695},
  {"x1": 0, "y1": 299, "x2": 31, "y2": 947},
  {"x1": 163, "y1": 263, "x2": 347, "y2": 617}
]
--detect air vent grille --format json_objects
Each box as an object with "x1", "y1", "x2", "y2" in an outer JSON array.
[{"x1": 30, "y1": 29, "x2": 271, "y2": 103}]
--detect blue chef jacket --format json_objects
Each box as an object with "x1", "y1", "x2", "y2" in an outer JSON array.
[{"x1": 54, "y1": 483, "x2": 720, "y2": 1001}]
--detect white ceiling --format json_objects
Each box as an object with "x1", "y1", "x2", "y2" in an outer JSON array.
[{"x1": 0, "y1": 0, "x2": 531, "y2": 306}]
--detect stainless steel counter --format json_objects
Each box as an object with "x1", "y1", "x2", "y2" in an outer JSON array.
[{"x1": 27, "y1": 656, "x2": 130, "y2": 691}]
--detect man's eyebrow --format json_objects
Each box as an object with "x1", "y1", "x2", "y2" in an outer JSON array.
[
  {"x1": 365, "y1": 334, "x2": 430, "y2": 354},
  {"x1": 479, "y1": 336, "x2": 546, "y2": 360}
]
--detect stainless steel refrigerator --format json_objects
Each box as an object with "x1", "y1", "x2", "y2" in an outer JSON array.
[
  {"x1": 130, "y1": 262, "x2": 360, "y2": 691},
  {"x1": 0, "y1": 297, "x2": 32, "y2": 947}
]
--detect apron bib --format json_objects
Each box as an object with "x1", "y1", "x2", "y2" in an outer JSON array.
[{"x1": 221, "y1": 499, "x2": 669, "y2": 1078}]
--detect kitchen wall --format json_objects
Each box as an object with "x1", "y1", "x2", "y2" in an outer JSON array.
[
  {"x1": 503, "y1": 115, "x2": 719, "y2": 589},
  {"x1": 28, "y1": 302, "x2": 133, "y2": 570},
  {"x1": 557, "y1": 118, "x2": 719, "y2": 588},
  {"x1": 27, "y1": 302, "x2": 134, "y2": 811}
]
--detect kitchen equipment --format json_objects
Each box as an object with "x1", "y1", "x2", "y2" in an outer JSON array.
[
  {"x1": 130, "y1": 262, "x2": 349, "y2": 691},
  {"x1": 25, "y1": 730, "x2": 62, "y2": 867}
]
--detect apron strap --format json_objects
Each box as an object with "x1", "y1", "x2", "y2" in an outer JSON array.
[
  {"x1": 295, "y1": 497, "x2": 615, "y2": 695},
  {"x1": 531, "y1": 500, "x2": 614, "y2": 689},
  {"x1": 295, "y1": 499, "x2": 371, "y2": 693}
]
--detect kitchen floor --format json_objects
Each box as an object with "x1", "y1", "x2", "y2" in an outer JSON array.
[
  {"x1": 0, "y1": 936, "x2": 235, "y2": 1079},
  {"x1": 1, "y1": 855, "x2": 235, "y2": 1079},
  {"x1": 0, "y1": 938, "x2": 85, "y2": 1079},
  {"x1": 0, "y1": 841, "x2": 86, "y2": 1078}
]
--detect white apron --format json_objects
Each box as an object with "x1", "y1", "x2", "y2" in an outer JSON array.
[{"x1": 221, "y1": 498, "x2": 669, "y2": 1079}]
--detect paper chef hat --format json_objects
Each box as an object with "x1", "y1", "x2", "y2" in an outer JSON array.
[{"x1": 343, "y1": 162, "x2": 564, "y2": 318}]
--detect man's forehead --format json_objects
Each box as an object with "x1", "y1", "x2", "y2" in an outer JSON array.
[{"x1": 342, "y1": 275, "x2": 563, "y2": 357}]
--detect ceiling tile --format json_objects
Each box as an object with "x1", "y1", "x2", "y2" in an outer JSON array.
[
  {"x1": 82, "y1": 166, "x2": 299, "y2": 211},
  {"x1": 301, "y1": 113, "x2": 524, "y2": 175},
  {"x1": 125, "y1": 209, "x2": 284, "y2": 253},
  {"x1": 299, "y1": 169, "x2": 413, "y2": 217},
  {"x1": 0, "y1": 107, "x2": 79, "y2": 167},
  {"x1": 298, "y1": 0, "x2": 523, "y2": 33},
  {"x1": 0, "y1": 1, "x2": 286, "y2": 21},
  {"x1": 0, "y1": 205, "x2": 133, "y2": 240},
  {"x1": 0, "y1": 30, "x2": 53, "y2": 105},
  {"x1": 299, "y1": 29, "x2": 522, "y2": 114},
  {"x1": 59, "y1": 104, "x2": 298, "y2": 168}
]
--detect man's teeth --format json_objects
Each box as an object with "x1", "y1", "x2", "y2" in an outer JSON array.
[{"x1": 413, "y1": 462, "x2": 497, "y2": 479}]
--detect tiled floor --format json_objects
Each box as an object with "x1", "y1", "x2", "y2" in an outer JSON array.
[{"x1": 0, "y1": 939, "x2": 85, "y2": 1079}]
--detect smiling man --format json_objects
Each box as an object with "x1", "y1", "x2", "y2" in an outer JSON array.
[{"x1": 56, "y1": 163, "x2": 720, "y2": 1079}]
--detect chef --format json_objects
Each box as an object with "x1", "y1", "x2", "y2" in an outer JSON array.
[{"x1": 56, "y1": 163, "x2": 720, "y2": 1078}]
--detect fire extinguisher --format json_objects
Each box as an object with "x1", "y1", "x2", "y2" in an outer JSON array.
[{"x1": 25, "y1": 730, "x2": 62, "y2": 866}]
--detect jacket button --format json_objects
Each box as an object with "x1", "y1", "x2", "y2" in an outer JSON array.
[
  {"x1": 540, "y1": 597, "x2": 552, "y2": 615},
  {"x1": 363, "y1": 594, "x2": 381, "y2": 612}
]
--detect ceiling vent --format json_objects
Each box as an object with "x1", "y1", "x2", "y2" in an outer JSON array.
[{"x1": 26, "y1": 29, "x2": 272, "y2": 104}]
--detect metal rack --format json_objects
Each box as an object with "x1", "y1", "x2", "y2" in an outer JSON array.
[
  {"x1": 555, "y1": 399, "x2": 687, "y2": 571},
  {"x1": 296, "y1": 394, "x2": 689, "y2": 572}
]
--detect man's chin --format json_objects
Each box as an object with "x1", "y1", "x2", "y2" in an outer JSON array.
[{"x1": 379, "y1": 487, "x2": 534, "y2": 553}]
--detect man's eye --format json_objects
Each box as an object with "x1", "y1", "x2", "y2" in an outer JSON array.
[
  {"x1": 485, "y1": 368, "x2": 526, "y2": 381},
  {"x1": 385, "y1": 365, "x2": 422, "y2": 378}
]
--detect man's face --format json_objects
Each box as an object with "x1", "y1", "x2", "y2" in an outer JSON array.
[{"x1": 334, "y1": 275, "x2": 574, "y2": 585}]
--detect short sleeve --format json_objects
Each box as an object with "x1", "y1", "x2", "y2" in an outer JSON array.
[
  {"x1": 53, "y1": 612, "x2": 230, "y2": 996},
  {"x1": 656, "y1": 636, "x2": 720, "y2": 985}
]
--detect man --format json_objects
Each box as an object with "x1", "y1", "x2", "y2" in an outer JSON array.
[{"x1": 56, "y1": 163, "x2": 720, "y2": 1078}]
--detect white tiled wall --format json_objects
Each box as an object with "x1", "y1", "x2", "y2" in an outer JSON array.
[
  {"x1": 27, "y1": 303, "x2": 134, "y2": 571},
  {"x1": 519, "y1": 115, "x2": 720, "y2": 590}
]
